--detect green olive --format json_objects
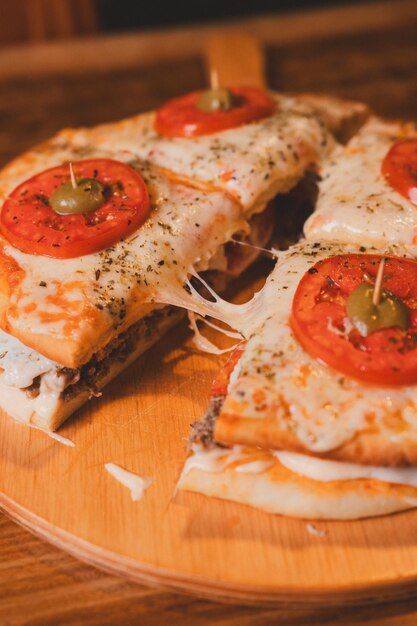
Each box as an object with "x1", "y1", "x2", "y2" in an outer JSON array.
[
  {"x1": 197, "y1": 87, "x2": 236, "y2": 112},
  {"x1": 50, "y1": 178, "x2": 106, "y2": 215},
  {"x1": 346, "y1": 282, "x2": 410, "y2": 337}
]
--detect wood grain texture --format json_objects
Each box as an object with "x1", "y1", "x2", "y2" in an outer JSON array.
[
  {"x1": 26, "y1": 0, "x2": 97, "y2": 41},
  {"x1": 206, "y1": 32, "x2": 266, "y2": 88},
  {"x1": 0, "y1": 0, "x2": 417, "y2": 622},
  {"x1": 5, "y1": 515, "x2": 417, "y2": 626},
  {"x1": 3, "y1": 269, "x2": 417, "y2": 607}
]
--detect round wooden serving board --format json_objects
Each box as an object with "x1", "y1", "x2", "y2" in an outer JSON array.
[{"x1": 0, "y1": 266, "x2": 417, "y2": 608}]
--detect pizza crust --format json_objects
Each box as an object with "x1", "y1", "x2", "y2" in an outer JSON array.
[{"x1": 214, "y1": 414, "x2": 417, "y2": 467}]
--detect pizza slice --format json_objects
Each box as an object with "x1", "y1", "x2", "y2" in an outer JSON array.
[
  {"x1": 178, "y1": 241, "x2": 417, "y2": 519},
  {"x1": 0, "y1": 146, "x2": 253, "y2": 430},
  {"x1": 56, "y1": 89, "x2": 368, "y2": 211},
  {"x1": 0, "y1": 89, "x2": 352, "y2": 431},
  {"x1": 304, "y1": 116, "x2": 417, "y2": 248}
]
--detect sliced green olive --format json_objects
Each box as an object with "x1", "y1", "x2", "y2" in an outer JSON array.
[
  {"x1": 197, "y1": 87, "x2": 236, "y2": 112},
  {"x1": 346, "y1": 282, "x2": 410, "y2": 337},
  {"x1": 50, "y1": 178, "x2": 106, "y2": 215}
]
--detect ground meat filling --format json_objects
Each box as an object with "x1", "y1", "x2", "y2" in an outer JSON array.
[
  {"x1": 188, "y1": 395, "x2": 224, "y2": 449},
  {"x1": 24, "y1": 307, "x2": 177, "y2": 401}
]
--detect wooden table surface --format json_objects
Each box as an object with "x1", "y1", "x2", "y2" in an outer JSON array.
[{"x1": 1, "y1": 1, "x2": 417, "y2": 623}]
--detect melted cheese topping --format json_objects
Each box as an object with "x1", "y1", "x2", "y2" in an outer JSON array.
[
  {"x1": 218, "y1": 241, "x2": 417, "y2": 453},
  {"x1": 64, "y1": 94, "x2": 334, "y2": 210},
  {"x1": 304, "y1": 117, "x2": 417, "y2": 248},
  {"x1": 0, "y1": 328, "x2": 74, "y2": 423},
  {"x1": 182, "y1": 444, "x2": 274, "y2": 476},
  {"x1": 275, "y1": 450, "x2": 417, "y2": 487},
  {"x1": 0, "y1": 328, "x2": 59, "y2": 388}
]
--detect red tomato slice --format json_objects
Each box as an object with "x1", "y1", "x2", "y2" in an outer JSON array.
[
  {"x1": 290, "y1": 254, "x2": 417, "y2": 386},
  {"x1": 154, "y1": 87, "x2": 275, "y2": 138},
  {"x1": 382, "y1": 138, "x2": 417, "y2": 204},
  {"x1": 210, "y1": 344, "x2": 245, "y2": 397},
  {"x1": 0, "y1": 159, "x2": 150, "y2": 259}
]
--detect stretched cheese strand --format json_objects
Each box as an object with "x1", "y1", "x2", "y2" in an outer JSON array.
[{"x1": 187, "y1": 311, "x2": 242, "y2": 355}]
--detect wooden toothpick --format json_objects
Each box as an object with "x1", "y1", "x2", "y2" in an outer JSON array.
[
  {"x1": 372, "y1": 258, "x2": 386, "y2": 307},
  {"x1": 210, "y1": 68, "x2": 219, "y2": 90},
  {"x1": 69, "y1": 162, "x2": 77, "y2": 190}
]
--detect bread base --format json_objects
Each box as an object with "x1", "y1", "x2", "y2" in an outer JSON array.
[{"x1": 178, "y1": 447, "x2": 417, "y2": 520}]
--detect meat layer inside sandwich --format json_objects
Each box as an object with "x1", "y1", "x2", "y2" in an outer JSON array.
[{"x1": 0, "y1": 305, "x2": 183, "y2": 430}]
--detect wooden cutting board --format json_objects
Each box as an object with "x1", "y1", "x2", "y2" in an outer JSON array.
[
  {"x1": 2, "y1": 29, "x2": 417, "y2": 608},
  {"x1": 1, "y1": 260, "x2": 417, "y2": 607}
]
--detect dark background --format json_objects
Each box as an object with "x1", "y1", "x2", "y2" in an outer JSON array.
[
  {"x1": 98, "y1": 0, "x2": 378, "y2": 31},
  {"x1": 0, "y1": 0, "x2": 382, "y2": 47}
]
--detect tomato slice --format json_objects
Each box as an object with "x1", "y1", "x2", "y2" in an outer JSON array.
[
  {"x1": 0, "y1": 159, "x2": 150, "y2": 259},
  {"x1": 210, "y1": 344, "x2": 245, "y2": 397},
  {"x1": 382, "y1": 138, "x2": 417, "y2": 204},
  {"x1": 154, "y1": 86, "x2": 275, "y2": 138},
  {"x1": 290, "y1": 254, "x2": 417, "y2": 386}
]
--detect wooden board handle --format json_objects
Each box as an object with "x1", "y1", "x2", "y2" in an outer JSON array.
[{"x1": 205, "y1": 31, "x2": 266, "y2": 88}]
